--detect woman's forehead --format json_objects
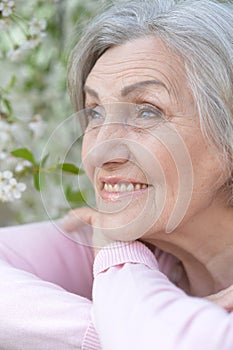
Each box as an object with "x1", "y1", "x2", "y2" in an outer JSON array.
[{"x1": 85, "y1": 36, "x2": 187, "y2": 100}]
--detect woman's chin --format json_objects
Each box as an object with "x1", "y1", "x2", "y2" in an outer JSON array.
[{"x1": 97, "y1": 207, "x2": 161, "y2": 242}]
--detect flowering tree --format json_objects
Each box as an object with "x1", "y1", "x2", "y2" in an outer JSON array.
[{"x1": 0, "y1": 0, "x2": 104, "y2": 225}]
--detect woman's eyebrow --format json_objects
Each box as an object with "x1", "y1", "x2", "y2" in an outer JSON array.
[
  {"x1": 84, "y1": 79, "x2": 169, "y2": 100},
  {"x1": 84, "y1": 86, "x2": 100, "y2": 100},
  {"x1": 121, "y1": 80, "x2": 169, "y2": 97}
]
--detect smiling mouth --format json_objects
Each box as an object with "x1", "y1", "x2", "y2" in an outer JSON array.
[
  {"x1": 97, "y1": 176, "x2": 151, "y2": 201},
  {"x1": 103, "y1": 182, "x2": 148, "y2": 193}
]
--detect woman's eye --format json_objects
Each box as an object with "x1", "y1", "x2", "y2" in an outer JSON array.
[
  {"x1": 140, "y1": 110, "x2": 158, "y2": 118},
  {"x1": 84, "y1": 106, "x2": 105, "y2": 127},
  {"x1": 88, "y1": 109, "x2": 102, "y2": 119},
  {"x1": 136, "y1": 105, "x2": 164, "y2": 120},
  {"x1": 85, "y1": 108, "x2": 101, "y2": 119}
]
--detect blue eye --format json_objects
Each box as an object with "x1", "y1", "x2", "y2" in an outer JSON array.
[
  {"x1": 137, "y1": 105, "x2": 163, "y2": 120},
  {"x1": 84, "y1": 106, "x2": 105, "y2": 127},
  {"x1": 85, "y1": 108, "x2": 102, "y2": 119},
  {"x1": 90, "y1": 110, "x2": 102, "y2": 119},
  {"x1": 140, "y1": 110, "x2": 157, "y2": 119}
]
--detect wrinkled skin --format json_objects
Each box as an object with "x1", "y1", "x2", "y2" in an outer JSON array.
[{"x1": 64, "y1": 36, "x2": 233, "y2": 307}]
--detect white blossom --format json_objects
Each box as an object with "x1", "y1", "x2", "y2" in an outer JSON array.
[
  {"x1": 0, "y1": 130, "x2": 11, "y2": 144},
  {"x1": 0, "y1": 171, "x2": 26, "y2": 202},
  {"x1": 0, "y1": 120, "x2": 12, "y2": 146},
  {"x1": 0, "y1": 150, "x2": 8, "y2": 160},
  {"x1": 0, "y1": 170, "x2": 13, "y2": 186},
  {"x1": 0, "y1": 17, "x2": 10, "y2": 31},
  {"x1": 29, "y1": 114, "x2": 46, "y2": 139},
  {"x1": 23, "y1": 35, "x2": 44, "y2": 49},
  {"x1": 7, "y1": 45, "x2": 24, "y2": 62},
  {"x1": 0, "y1": 0, "x2": 15, "y2": 17},
  {"x1": 0, "y1": 120, "x2": 10, "y2": 132},
  {"x1": 15, "y1": 160, "x2": 32, "y2": 173},
  {"x1": 23, "y1": 18, "x2": 47, "y2": 49},
  {"x1": 0, "y1": 0, "x2": 87, "y2": 222},
  {"x1": 29, "y1": 18, "x2": 46, "y2": 36},
  {"x1": 0, "y1": 119, "x2": 28, "y2": 143},
  {"x1": 5, "y1": 18, "x2": 47, "y2": 61}
]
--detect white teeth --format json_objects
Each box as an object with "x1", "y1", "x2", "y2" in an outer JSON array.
[
  {"x1": 127, "y1": 183, "x2": 134, "y2": 192},
  {"x1": 120, "y1": 184, "x2": 127, "y2": 192},
  {"x1": 103, "y1": 182, "x2": 148, "y2": 193}
]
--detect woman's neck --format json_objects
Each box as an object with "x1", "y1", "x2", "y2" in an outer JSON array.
[{"x1": 148, "y1": 203, "x2": 233, "y2": 297}]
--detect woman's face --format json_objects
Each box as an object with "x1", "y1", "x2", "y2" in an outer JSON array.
[{"x1": 81, "y1": 36, "x2": 228, "y2": 241}]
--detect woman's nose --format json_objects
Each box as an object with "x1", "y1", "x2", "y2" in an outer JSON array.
[
  {"x1": 87, "y1": 138, "x2": 130, "y2": 169},
  {"x1": 84, "y1": 124, "x2": 130, "y2": 169}
]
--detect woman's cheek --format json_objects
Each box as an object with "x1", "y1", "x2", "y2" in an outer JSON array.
[{"x1": 81, "y1": 139, "x2": 93, "y2": 181}]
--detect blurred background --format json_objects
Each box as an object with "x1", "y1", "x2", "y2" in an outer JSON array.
[{"x1": 0, "y1": 0, "x2": 108, "y2": 226}]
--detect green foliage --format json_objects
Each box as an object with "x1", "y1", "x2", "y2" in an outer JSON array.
[
  {"x1": 57, "y1": 163, "x2": 84, "y2": 176},
  {"x1": 0, "y1": 0, "x2": 101, "y2": 224},
  {"x1": 65, "y1": 185, "x2": 86, "y2": 206},
  {"x1": 11, "y1": 148, "x2": 37, "y2": 166}
]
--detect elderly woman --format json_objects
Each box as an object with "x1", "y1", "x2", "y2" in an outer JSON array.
[{"x1": 0, "y1": 0, "x2": 233, "y2": 349}]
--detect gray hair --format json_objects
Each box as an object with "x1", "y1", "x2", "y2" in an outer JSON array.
[{"x1": 68, "y1": 0, "x2": 233, "y2": 204}]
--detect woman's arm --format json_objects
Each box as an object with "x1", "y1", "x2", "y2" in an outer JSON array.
[
  {"x1": 0, "y1": 221, "x2": 101, "y2": 349},
  {"x1": 0, "y1": 259, "x2": 100, "y2": 350},
  {"x1": 93, "y1": 241, "x2": 233, "y2": 350},
  {"x1": 0, "y1": 220, "x2": 94, "y2": 297}
]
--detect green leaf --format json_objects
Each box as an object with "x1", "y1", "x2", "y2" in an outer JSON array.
[
  {"x1": 5, "y1": 76, "x2": 16, "y2": 92},
  {"x1": 33, "y1": 172, "x2": 45, "y2": 192},
  {"x1": 57, "y1": 162, "x2": 84, "y2": 175},
  {"x1": 65, "y1": 186, "x2": 86, "y2": 204},
  {"x1": 2, "y1": 98, "x2": 12, "y2": 114},
  {"x1": 11, "y1": 148, "x2": 37, "y2": 166},
  {"x1": 33, "y1": 173, "x2": 41, "y2": 191},
  {"x1": 41, "y1": 153, "x2": 49, "y2": 167}
]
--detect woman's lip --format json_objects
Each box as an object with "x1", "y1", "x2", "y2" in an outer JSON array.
[
  {"x1": 97, "y1": 175, "x2": 152, "y2": 201},
  {"x1": 95, "y1": 176, "x2": 151, "y2": 201},
  {"x1": 100, "y1": 185, "x2": 151, "y2": 201},
  {"x1": 99, "y1": 176, "x2": 149, "y2": 186}
]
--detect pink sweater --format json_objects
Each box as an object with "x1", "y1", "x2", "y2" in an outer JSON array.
[{"x1": 0, "y1": 220, "x2": 232, "y2": 349}]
